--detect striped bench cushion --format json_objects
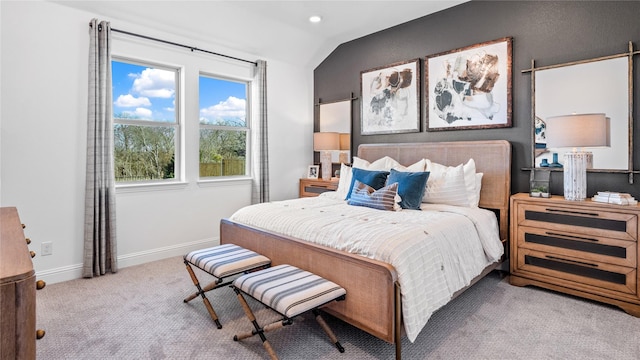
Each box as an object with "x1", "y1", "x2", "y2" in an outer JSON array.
[
  {"x1": 184, "y1": 244, "x2": 270, "y2": 279},
  {"x1": 233, "y1": 264, "x2": 346, "y2": 318}
]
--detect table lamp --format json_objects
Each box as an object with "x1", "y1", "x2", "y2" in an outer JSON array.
[
  {"x1": 313, "y1": 132, "x2": 339, "y2": 180},
  {"x1": 546, "y1": 113, "x2": 610, "y2": 200}
]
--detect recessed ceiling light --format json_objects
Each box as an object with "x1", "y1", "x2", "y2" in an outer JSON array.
[{"x1": 309, "y1": 15, "x2": 322, "y2": 23}]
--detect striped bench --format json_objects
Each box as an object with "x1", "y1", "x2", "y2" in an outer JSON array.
[
  {"x1": 232, "y1": 264, "x2": 346, "y2": 359},
  {"x1": 183, "y1": 244, "x2": 271, "y2": 329}
]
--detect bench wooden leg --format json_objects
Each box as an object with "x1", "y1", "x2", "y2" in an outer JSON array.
[
  {"x1": 183, "y1": 280, "x2": 221, "y2": 303},
  {"x1": 233, "y1": 287, "x2": 280, "y2": 360},
  {"x1": 184, "y1": 261, "x2": 222, "y2": 329},
  {"x1": 313, "y1": 309, "x2": 345, "y2": 353}
]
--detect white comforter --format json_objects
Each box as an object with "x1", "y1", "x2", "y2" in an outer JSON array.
[{"x1": 229, "y1": 192, "x2": 503, "y2": 342}]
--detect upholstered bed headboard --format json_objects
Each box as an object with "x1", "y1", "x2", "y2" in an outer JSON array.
[{"x1": 357, "y1": 140, "x2": 512, "y2": 241}]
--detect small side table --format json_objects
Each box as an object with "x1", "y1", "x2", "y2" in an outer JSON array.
[{"x1": 299, "y1": 178, "x2": 339, "y2": 198}]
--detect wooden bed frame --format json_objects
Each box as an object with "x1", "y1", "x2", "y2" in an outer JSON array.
[{"x1": 221, "y1": 140, "x2": 511, "y2": 359}]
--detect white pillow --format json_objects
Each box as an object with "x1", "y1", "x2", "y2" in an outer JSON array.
[
  {"x1": 335, "y1": 163, "x2": 353, "y2": 200},
  {"x1": 425, "y1": 159, "x2": 478, "y2": 207},
  {"x1": 421, "y1": 164, "x2": 469, "y2": 206},
  {"x1": 392, "y1": 158, "x2": 427, "y2": 172},
  {"x1": 352, "y1": 156, "x2": 400, "y2": 171},
  {"x1": 472, "y1": 172, "x2": 484, "y2": 207}
]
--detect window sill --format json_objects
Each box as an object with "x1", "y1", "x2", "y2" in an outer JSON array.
[
  {"x1": 116, "y1": 181, "x2": 188, "y2": 193},
  {"x1": 197, "y1": 176, "x2": 252, "y2": 188}
]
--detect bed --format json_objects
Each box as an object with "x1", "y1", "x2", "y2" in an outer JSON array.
[{"x1": 220, "y1": 140, "x2": 511, "y2": 359}]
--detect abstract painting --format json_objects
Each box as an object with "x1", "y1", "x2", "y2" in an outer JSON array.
[
  {"x1": 426, "y1": 37, "x2": 512, "y2": 131},
  {"x1": 360, "y1": 59, "x2": 420, "y2": 135}
]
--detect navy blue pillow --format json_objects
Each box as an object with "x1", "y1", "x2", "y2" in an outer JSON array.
[
  {"x1": 387, "y1": 168, "x2": 430, "y2": 210},
  {"x1": 345, "y1": 168, "x2": 390, "y2": 200}
]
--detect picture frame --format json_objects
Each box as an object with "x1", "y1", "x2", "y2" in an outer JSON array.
[
  {"x1": 307, "y1": 165, "x2": 319, "y2": 179},
  {"x1": 360, "y1": 59, "x2": 420, "y2": 135},
  {"x1": 425, "y1": 37, "x2": 512, "y2": 131}
]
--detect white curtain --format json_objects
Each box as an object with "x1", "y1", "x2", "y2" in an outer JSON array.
[
  {"x1": 251, "y1": 60, "x2": 269, "y2": 204},
  {"x1": 83, "y1": 19, "x2": 118, "y2": 278}
]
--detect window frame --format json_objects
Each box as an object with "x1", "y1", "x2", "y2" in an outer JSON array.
[
  {"x1": 111, "y1": 56, "x2": 182, "y2": 187},
  {"x1": 198, "y1": 72, "x2": 252, "y2": 181}
]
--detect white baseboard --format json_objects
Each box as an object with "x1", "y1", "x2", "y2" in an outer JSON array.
[{"x1": 35, "y1": 237, "x2": 218, "y2": 285}]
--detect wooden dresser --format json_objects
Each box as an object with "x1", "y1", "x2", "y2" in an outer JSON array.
[
  {"x1": 509, "y1": 193, "x2": 640, "y2": 317},
  {"x1": 1, "y1": 207, "x2": 44, "y2": 359}
]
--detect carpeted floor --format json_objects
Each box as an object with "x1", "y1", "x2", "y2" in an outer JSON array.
[{"x1": 36, "y1": 256, "x2": 640, "y2": 359}]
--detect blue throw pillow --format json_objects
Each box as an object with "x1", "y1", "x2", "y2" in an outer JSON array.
[
  {"x1": 387, "y1": 168, "x2": 430, "y2": 210},
  {"x1": 345, "y1": 168, "x2": 390, "y2": 200},
  {"x1": 347, "y1": 180, "x2": 398, "y2": 211}
]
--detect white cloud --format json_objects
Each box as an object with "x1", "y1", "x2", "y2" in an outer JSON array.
[
  {"x1": 123, "y1": 108, "x2": 153, "y2": 119},
  {"x1": 134, "y1": 107, "x2": 153, "y2": 118},
  {"x1": 114, "y1": 94, "x2": 151, "y2": 108},
  {"x1": 131, "y1": 68, "x2": 175, "y2": 98},
  {"x1": 200, "y1": 96, "x2": 246, "y2": 120}
]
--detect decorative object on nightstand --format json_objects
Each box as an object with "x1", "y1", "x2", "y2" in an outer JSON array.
[
  {"x1": 548, "y1": 152, "x2": 563, "y2": 168},
  {"x1": 546, "y1": 113, "x2": 610, "y2": 201},
  {"x1": 299, "y1": 178, "x2": 339, "y2": 198},
  {"x1": 529, "y1": 169, "x2": 550, "y2": 198},
  {"x1": 307, "y1": 165, "x2": 319, "y2": 179},
  {"x1": 314, "y1": 132, "x2": 339, "y2": 181},
  {"x1": 592, "y1": 191, "x2": 638, "y2": 205},
  {"x1": 510, "y1": 193, "x2": 640, "y2": 317}
]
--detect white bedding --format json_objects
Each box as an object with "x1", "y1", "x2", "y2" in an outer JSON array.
[{"x1": 229, "y1": 192, "x2": 503, "y2": 342}]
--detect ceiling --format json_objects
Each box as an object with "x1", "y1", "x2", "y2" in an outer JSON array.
[{"x1": 52, "y1": 0, "x2": 468, "y2": 68}]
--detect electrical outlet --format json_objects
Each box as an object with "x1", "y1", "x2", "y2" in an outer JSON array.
[{"x1": 42, "y1": 242, "x2": 53, "y2": 256}]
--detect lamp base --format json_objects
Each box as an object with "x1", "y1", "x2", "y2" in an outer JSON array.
[
  {"x1": 563, "y1": 151, "x2": 590, "y2": 201},
  {"x1": 320, "y1": 151, "x2": 332, "y2": 181},
  {"x1": 339, "y1": 151, "x2": 348, "y2": 164}
]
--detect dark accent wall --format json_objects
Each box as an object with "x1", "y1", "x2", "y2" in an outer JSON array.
[{"x1": 314, "y1": 1, "x2": 640, "y2": 197}]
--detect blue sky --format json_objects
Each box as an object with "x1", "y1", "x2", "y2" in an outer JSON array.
[{"x1": 112, "y1": 60, "x2": 246, "y2": 125}]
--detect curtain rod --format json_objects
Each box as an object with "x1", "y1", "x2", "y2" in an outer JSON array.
[{"x1": 109, "y1": 27, "x2": 257, "y2": 66}]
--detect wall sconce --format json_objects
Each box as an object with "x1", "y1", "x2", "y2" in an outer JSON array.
[
  {"x1": 313, "y1": 132, "x2": 340, "y2": 181},
  {"x1": 339, "y1": 133, "x2": 350, "y2": 164},
  {"x1": 546, "y1": 113, "x2": 611, "y2": 200}
]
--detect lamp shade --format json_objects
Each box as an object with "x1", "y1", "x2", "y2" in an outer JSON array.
[
  {"x1": 546, "y1": 113, "x2": 611, "y2": 148},
  {"x1": 313, "y1": 132, "x2": 340, "y2": 151},
  {"x1": 339, "y1": 133, "x2": 350, "y2": 150}
]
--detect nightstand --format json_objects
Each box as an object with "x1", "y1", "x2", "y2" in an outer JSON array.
[
  {"x1": 299, "y1": 178, "x2": 339, "y2": 198},
  {"x1": 509, "y1": 193, "x2": 640, "y2": 317}
]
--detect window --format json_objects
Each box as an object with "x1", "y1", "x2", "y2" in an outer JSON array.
[
  {"x1": 112, "y1": 59, "x2": 179, "y2": 183},
  {"x1": 199, "y1": 75, "x2": 249, "y2": 178}
]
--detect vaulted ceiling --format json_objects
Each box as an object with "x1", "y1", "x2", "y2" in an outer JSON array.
[{"x1": 51, "y1": 1, "x2": 467, "y2": 68}]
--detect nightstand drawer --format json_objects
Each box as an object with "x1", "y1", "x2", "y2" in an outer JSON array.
[
  {"x1": 517, "y1": 248, "x2": 637, "y2": 295},
  {"x1": 516, "y1": 226, "x2": 637, "y2": 268},
  {"x1": 516, "y1": 203, "x2": 637, "y2": 242}
]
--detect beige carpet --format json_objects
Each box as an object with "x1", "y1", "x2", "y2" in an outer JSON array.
[{"x1": 36, "y1": 256, "x2": 640, "y2": 359}]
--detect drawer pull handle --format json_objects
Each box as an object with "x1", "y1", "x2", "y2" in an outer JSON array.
[
  {"x1": 545, "y1": 232, "x2": 599, "y2": 242},
  {"x1": 545, "y1": 255, "x2": 598, "y2": 268},
  {"x1": 546, "y1": 208, "x2": 599, "y2": 217}
]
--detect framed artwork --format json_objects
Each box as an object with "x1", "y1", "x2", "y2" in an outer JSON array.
[
  {"x1": 425, "y1": 37, "x2": 512, "y2": 131},
  {"x1": 307, "y1": 165, "x2": 319, "y2": 179},
  {"x1": 360, "y1": 59, "x2": 420, "y2": 135}
]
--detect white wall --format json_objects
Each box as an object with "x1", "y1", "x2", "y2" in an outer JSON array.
[{"x1": 0, "y1": 1, "x2": 314, "y2": 283}]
